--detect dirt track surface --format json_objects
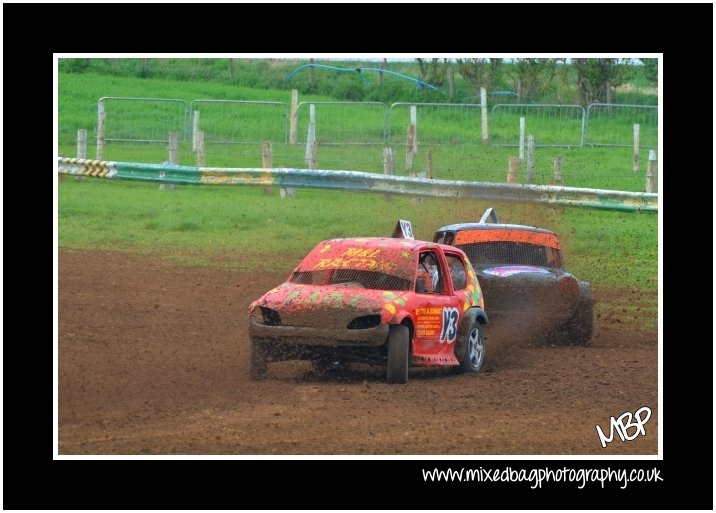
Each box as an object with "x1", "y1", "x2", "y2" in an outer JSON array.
[{"x1": 59, "y1": 250, "x2": 658, "y2": 455}]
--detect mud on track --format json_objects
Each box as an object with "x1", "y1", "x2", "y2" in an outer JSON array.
[{"x1": 59, "y1": 250, "x2": 658, "y2": 455}]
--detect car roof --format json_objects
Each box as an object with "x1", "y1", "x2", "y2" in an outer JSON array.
[
  {"x1": 435, "y1": 222, "x2": 557, "y2": 236},
  {"x1": 321, "y1": 237, "x2": 442, "y2": 251}
]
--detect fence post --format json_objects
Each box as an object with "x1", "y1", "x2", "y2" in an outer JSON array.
[
  {"x1": 507, "y1": 157, "x2": 519, "y2": 183},
  {"x1": 481, "y1": 87, "x2": 489, "y2": 145},
  {"x1": 96, "y1": 100, "x2": 105, "y2": 160},
  {"x1": 552, "y1": 156, "x2": 563, "y2": 185},
  {"x1": 168, "y1": 131, "x2": 178, "y2": 164},
  {"x1": 406, "y1": 105, "x2": 417, "y2": 172},
  {"x1": 632, "y1": 123, "x2": 640, "y2": 172},
  {"x1": 519, "y1": 117, "x2": 526, "y2": 161},
  {"x1": 581, "y1": 105, "x2": 587, "y2": 146},
  {"x1": 289, "y1": 89, "x2": 298, "y2": 144},
  {"x1": 262, "y1": 142, "x2": 273, "y2": 195},
  {"x1": 646, "y1": 150, "x2": 657, "y2": 193},
  {"x1": 383, "y1": 146, "x2": 394, "y2": 202},
  {"x1": 447, "y1": 66, "x2": 455, "y2": 98},
  {"x1": 306, "y1": 141, "x2": 316, "y2": 169},
  {"x1": 75, "y1": 129, "x2": 88, "y2": 181},
  {"x1": 161, "y1": 131, "x2": 178, "y2": 190},
  {"x1": 526, "y1": 134, "x2": 535, "y2": 183},
  {"x1": 77, "y1": 129, "x2": 87, "y2": 159},
  {"x1": 285, "y1": 101, "x2": 311, "y2": 199},
  {"x1": 196, "y1": 130, "x2": 205, "y2": 167},
  {"x1": 304, "y1": 104, "x2": 316, "y2": 168},
  {"x1": 192, "y1": 110, "x2": 200, "y2": 151},
  {"x1": 383, "y1": 147, "x2": 394, "y2": 175},
  {"x1": 426, "y1": 150, "x2": 433, "y2": 179}
]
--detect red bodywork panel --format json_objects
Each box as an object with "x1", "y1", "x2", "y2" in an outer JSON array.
[{"x1": 249, "y1": 237, "x2": 485, "y2": 367}]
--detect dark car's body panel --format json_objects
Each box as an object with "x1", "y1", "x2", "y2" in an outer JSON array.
[{"x1": 434, "y1": 216, "x2": 592, "y2": 345}]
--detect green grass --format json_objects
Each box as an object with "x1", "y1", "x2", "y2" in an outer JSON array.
[
  {"x1": 58, "y1": 58, "x2": 658, "y2": 106},
  {"x1": 58, "y1": 68, "x2": 658, "y2": 193},
  {"x1": 57, "y1": 71, "x2": 338, "y2": 144},
  {"x1": 58, "y1": 66, "x2": 658, "y2": 299},
  {"x1": 595, "y1": 295, "x2": 658, "y2": 332},
  {"x1": 58, "y1": 178, "x2": 657, "y2": 291}
]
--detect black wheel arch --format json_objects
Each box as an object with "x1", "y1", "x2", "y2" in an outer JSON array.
[
  {"x1": 454, "y1": 307, "x2": 488, "y2": 362},
  {"x1": 463, "y1": 306, "x2": 489, "y2": 328}
]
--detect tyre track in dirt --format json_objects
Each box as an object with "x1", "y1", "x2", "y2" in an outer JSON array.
[{"x1": 58, "y1": 249, "x2": 658, "y2": 455}]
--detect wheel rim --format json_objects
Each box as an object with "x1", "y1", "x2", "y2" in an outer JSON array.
[{"x1": 467, "y1": 327, "x2": 484, "y2": 369}]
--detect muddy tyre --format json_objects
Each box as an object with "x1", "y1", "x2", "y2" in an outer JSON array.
[
  {"x1": 386, "y1": 325, "x2": 409, "y2": 384},
  {"x1": 566, "y1": 295, "x2": 593, "y2": 346},
  {"x1": 554, "y1": 284, "x2": 593, "y2": 346}
]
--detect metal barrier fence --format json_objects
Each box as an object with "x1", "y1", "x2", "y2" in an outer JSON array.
[
  {"x1": 389, "y1": 102, "x2": 483, "y2": 146},
  {"x1": 57, "y1": 158, "x2": 658, "y2": 213},
  {"x1": 291, "y1": 101, "x2": 389, "y2": 175},
  {"x1": 189, "y1": 100, "x2": 289, "y2": 145},
  {"x1": 585, "y1": 103, "x2": 658, "y2": 148},
  {"x1": 296, "y1": 101, "x2": 388, "y2": 145},
  {"x1": 59, "y1": 97, "x2": 658, "y2": 190},
  {"x1": 90, "y1": 97, "x2": 657, "y2": 150},
  {"x1": 490, "y1": 104, "x2": 585, "y2": 148},
  {"x1": 98, "y1": 97, "x2": 188, "y2": 142}
]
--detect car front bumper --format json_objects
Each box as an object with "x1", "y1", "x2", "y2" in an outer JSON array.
[{"x1": 249, "y1": 318, "x2": 390, "y2": 347}]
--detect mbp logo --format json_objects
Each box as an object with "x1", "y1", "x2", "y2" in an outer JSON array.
[{"x1": 595, "y1": 406, "x2": 652, "y2": 448}]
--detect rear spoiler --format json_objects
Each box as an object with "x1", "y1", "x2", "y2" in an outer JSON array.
[
  {"x1": 391, "y1": 219, "x2": 415, "y2": 239},
  {"x1": 479, "y1": 207, "x2": 500, "y2": 224}
]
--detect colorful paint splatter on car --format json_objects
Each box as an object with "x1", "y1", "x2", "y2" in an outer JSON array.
[
  {"x1": 482, "y1": 265, "x2": 552, "y2": 277},
  {"x1": 248, "y1": 236, "x2": 489, "y2": 383}
]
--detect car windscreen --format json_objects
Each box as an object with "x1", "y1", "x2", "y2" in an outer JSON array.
[
  {"x1": 290, "y1": 269, "x2": 411, "y2": 291},
  {"x1": 291, "y1": 241, "x2": 416, "y2": 290},
  {"x1": 458, "y1": 241, "x2": 560, "y2": 268}
]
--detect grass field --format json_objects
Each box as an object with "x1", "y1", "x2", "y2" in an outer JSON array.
[
  {"x1": 58, "y1": 177, "x2": 657, "y2": 292},
  {"x1": 58, "y1": 69, "x2": 658, "y2": 192},
  {"x1": 58, "y1": 65, "x2": 658, "y2": 301}
]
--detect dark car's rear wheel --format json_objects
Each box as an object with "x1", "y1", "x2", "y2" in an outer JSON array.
[
  {"x1": 565, "y1": 299, "x2": 593, "y2": 345},
  {"x1": 458, "y1": 320, "x2": 485, "y2": 373},
  {"x1": 249, "y1": 337, "x2": 267, "y2": 379},
  {"x1": 386, "y1": 325, "x2": 409, "y2": 384},
  {"x1": 553, "y1": 283, "x2": 593, "y2": 346}
]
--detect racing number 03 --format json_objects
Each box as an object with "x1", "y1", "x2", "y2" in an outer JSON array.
[{"x1": 440, "y1": 307, "x2": 459, "y2": 343}]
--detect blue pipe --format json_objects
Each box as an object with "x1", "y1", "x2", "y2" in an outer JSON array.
[{"x1": 287, "y1": 63, "x2": 448, "y2": 96}]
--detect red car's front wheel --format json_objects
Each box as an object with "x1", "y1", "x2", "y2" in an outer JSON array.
[{"x1": 386, "y1": 325, "x2": 409, "y2": 384}]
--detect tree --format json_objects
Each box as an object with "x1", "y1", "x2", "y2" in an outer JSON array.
[
  {"x1": 415, "y1": 58, "x2": 449, "y2": 88},
  {"x1": 642, "y1": 58, "x2": 658, "y2": 87},
  {"x1": 456, "y1": 58, "x2": 503, "y2": 95},
  {"x1": 572, "y1": 58, "x2": 630, "y2": 105},
  {"x1": 505, "y1": 58, "x2": 558, "y2": 102}
]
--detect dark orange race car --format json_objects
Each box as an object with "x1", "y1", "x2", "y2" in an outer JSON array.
[{"x1": 248, "y1": 222, "x2": 489, "y2": 384}]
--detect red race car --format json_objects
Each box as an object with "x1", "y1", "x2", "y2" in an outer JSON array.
[{"x1": 248, "y1": 221, "x2": 489, "y2": 384}]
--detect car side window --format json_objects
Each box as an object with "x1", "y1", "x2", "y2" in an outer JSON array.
[
  {"x1": 445, "y1": 254, "x2": 467, "y2": 291},
  {"x1": 547, "y1": 248, "x2": 562, "y2": 268},
  {"x1": 416, "y1": 251, "x2": 444, "y2": 294}
]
